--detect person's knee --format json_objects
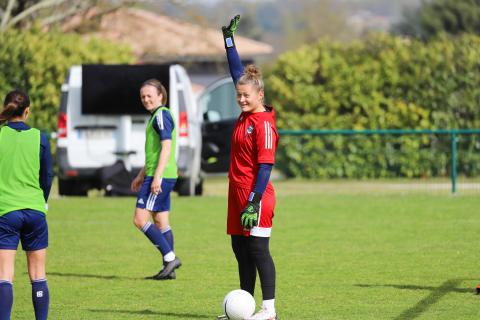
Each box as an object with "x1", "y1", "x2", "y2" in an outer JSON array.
[
  {"x1": 0, "y1": 267, "x2": 14, "y2": 281},
  {"x1": 153, "y1": 211, "x2": 169, "y2": 229},
  {"x1": 133, "y1": 209, "x2": 149, "y2": 229},
  {"x1": 0, "y1": 251, "x2": 17, "y2": 281},
  {"x1": 26, "y1": 250, "x2": 46, "y2": 280},
  {"x1": 29, "y1": 269, "x2": 46, "y2": 281},
  {"x1": 0, "y1": 274, "x2": 14, "y2": 282},
  {"x1": 133, "y1": 217, "x2": 146, "y2": 229},
  {"x1": 133, "y1": 217, "x2": 142, "y2": 229}
]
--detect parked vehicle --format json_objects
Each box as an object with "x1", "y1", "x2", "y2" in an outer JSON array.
[
  {"x1": 198, "y1": 76, "x2": 240, "y2": 174},
  {"x1": 57, "y1": 64, "x2": 203, "y2": 196}
]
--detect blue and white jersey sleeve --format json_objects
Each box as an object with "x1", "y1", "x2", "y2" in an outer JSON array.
[{"x1": 152, "y1": 109, "x2": 174, "y2": 140}]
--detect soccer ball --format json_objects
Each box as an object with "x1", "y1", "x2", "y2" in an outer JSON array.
[{"x1": 222, "y1": 289, "x2": 256, "y2": 320}]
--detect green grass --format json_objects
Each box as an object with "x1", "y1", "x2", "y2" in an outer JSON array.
[{"x1": 10, "y1": 179, "x2": 480, "y2": 319}]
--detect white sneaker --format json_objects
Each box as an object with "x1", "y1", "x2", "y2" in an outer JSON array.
[{"x1": 246, "y1": 307, "x2": 277, "y2": 320}]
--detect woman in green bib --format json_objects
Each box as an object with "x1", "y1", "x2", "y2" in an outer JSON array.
[
  {"x1": 0, "y1": 89, "x2": 53, "y2": 320},
  {"x1": 130, "y1": 79, "x2": 181, "y2": 280}
]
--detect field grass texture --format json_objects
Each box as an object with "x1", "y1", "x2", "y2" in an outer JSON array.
[{"x1": 9, "y1": 179, "x2": 480, "y2": 319}]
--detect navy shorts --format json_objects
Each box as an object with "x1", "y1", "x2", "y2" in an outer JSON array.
[
  {"x1": 136, "y1": 177, "x2": 177, "y2": 212},
  {"x1": 0, "y1": 209, "x2": 48, "y2": 251}
]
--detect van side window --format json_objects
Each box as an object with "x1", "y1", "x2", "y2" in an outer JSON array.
[{"x1": 199, "y1": 80, "x2": 240, "y2": 122}]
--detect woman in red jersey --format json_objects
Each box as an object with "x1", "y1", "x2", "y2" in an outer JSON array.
[{"x1": 220, "y1": 15, "x2": 279, "y2": 320}]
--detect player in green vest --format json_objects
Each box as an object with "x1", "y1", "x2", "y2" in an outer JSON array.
[
  {"x1": 130, "y1": 79, "x2": 181, "y2": 280},
  {"x1": 0, "y1": 89, "x2": 53, "y2": 320}
]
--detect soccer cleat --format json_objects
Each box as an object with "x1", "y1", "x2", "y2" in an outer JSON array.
[
  {"x1": 155, "y1": 270, "x2": 176, "y2": 280},
  {"x1": 246, "y1": 307, "x2": 277, "y2": 320},
  {"x1": 156, "y1": 257, "x2": 182, "y2": 279},
  {"x1": 145, "y1": 270, "x2": 176, "y2": 280},
  {"x1": 145, "y1": 260, "x2": 177, "y2": 280},
  {"x1": 476, "y1": 283, "x2": 480, "y2": 294}
]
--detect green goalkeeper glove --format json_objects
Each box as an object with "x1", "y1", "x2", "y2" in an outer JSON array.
[
  {"x1": 222, "y1": 15, "x2": 241, "y2": 49},
  {"x1": 240, "y1": 192, "x2": 261, "y2": 229}
]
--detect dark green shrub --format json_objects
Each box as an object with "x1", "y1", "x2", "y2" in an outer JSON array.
[
  {"x1": 0, "y1": 27, "x2": 134, "y2": 133},
  {"x1": 265, "y1": 34, "x2": 480, "y2": 178}
]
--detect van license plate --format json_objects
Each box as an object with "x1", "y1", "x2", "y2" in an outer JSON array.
[{"x1": 78, "y1": 130, "x2": 113, "y2": 139}]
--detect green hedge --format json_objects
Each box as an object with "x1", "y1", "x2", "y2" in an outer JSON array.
[
  {"x1": 0, "y1": 27, "x2": 134, "y2": 133},
  {"x1": 265, "y1": 33, "x2": 480, "y2": 178}
]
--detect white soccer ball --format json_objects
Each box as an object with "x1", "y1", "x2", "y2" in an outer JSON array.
[{"x1": 222, "y1": 289, "x2": 256, "y2": 320}]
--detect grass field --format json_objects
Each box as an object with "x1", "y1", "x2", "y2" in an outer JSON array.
[{"x1": 9, "y1": 178, "x2": 480, "y2": 319}]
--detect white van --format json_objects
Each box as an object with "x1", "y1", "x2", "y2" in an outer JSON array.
[{"x1": 56, "y1": 64, "x2": 203, "y2": 196}]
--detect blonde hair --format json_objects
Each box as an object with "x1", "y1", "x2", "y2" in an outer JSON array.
[
  {"x1": 141, "y1": 79, "x2": 168, "y2": 106},
  {"x1": 0, "y1": 89, "x2": 30, "y2": 124},
  {"x1": 237, "y1": 64, "x2": 264, "y2": 92}
]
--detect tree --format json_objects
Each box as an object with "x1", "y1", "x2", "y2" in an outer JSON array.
[
  {"x1": 393, "y1": 0, "x2": 480, "y2": 39},
  {"x1": 0, "y1": 0, "x2": 148, "y2": 32}
]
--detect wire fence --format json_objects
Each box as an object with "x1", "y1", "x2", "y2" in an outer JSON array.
[{"x1": 277, "y1": 129, "x2": 480, "y2": 194}]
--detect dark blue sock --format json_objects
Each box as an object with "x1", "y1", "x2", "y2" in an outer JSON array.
[
  {"x1": 142, "y1": 222, "x2": 172, "y2": 256},
  {"x1": 0, "y1": 281, "x2": 13, "y2": 320},
  {"x1": 161, "y1": 226, "x2": 174, "y2": 251},
  {"x1": 31, "y1": 279, "x2": 49, "y2": 320}
]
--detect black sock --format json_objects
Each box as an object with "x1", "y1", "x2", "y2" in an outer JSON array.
[
  {"x1": 231, "y1": 235, "x2": 256, "y2": 296},
  {"x1": 248, "y1": 236, "x2": 276, "y2": 300}
]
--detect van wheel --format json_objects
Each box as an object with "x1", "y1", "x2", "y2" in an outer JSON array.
[
  {"x1": 176, "y1": 178, "x2": 203, "y2": 196},
  {"x1": 58, "y1": 178, "x2": 88, "y2": 196}
]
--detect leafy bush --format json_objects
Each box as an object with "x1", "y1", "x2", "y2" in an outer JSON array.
[
  {"x1": 265, "y1": 34, "x2": 480, "y2": 178},
  {"x1": 0, "y1": 27, "x2": 134, "y2": 133}
]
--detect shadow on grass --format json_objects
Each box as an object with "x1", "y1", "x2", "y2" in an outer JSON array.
[
  {"x1": 356, "y1": 279, "x2": 476, "y2": 320},
  {"x1": 46, "y1": 271, "x2": 139, "y2": 280},
  {"x1": 89, "y1": 308, "x2": 211, "y2": 318}
]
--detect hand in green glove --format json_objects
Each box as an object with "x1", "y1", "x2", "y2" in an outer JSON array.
[
  {"x1": 241, "y1": 202, "x2": 259, "y2": 229},
  {"x1": 222, "y1": 15, "x2": 241, "y2": 48},
  {"x1": 240, "y1": 191, "x2": 261, "y2": 229}
]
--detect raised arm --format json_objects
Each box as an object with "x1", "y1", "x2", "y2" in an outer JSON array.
[{"x1": 222, "y1": 15, "x2": 244, "y2": 85}]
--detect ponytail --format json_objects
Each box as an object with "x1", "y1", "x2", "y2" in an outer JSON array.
[
  {"x1": 0, "y1": 103, "x2": 18, "y2": 125},
  {"x1": 0, "y1": 89, "x2": 30, "y2": 124}
]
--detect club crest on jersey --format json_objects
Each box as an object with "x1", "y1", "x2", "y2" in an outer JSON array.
[{"x1": 246, "y1": 125, "x2": 254, "y2": 134}]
